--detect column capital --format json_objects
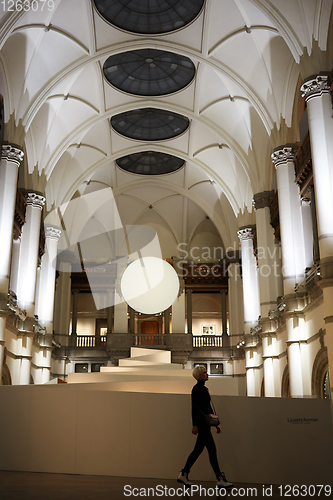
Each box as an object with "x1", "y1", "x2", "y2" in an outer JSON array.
[
  {"x1": 253, "y1": 190, "x2": 275, "y2": 210},
  {"x1": 45, "y1": 225, "x2": 61, "y2": 240},
  {"x1": 26, "y1": 192, "x2": 46, "y2": 210},
  {"x1": 237, "y1": 225, "x2": 255, "y2": 242},
  {"x1": 271, "y1": 146, "x2": 296, "y2": 168},
  {"x1": 301, "y1": 74, "x2": 331, "y2": 102},
  {"x1": 1, "y1": 144, "x2": 24, "y2": 166}
]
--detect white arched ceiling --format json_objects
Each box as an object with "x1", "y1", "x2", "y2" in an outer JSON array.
[{"x1": 1, "y1": 0, "x2": 332, "y2": 256}]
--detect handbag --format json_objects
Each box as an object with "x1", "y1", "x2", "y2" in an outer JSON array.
[
  {"x1": 199, "y1": 400, "x2": 220, "y2": 427},
  {"x1": 205, "y1": 413, "x2": 220, "y2": 427}
]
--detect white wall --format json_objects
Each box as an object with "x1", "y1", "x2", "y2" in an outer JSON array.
[{"x1": 0, "y1": 384, "x2": 332, "y2": 485}]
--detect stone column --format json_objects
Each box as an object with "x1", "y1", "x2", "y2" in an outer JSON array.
[
  {"x1": 171, "y1": 280, "x2": 186, "y2": 333},
  {"x1": 301, "y1": 74, "x2": 333, "y2": 261},
  {"x1": 186, "y1": 289, "x2": 193, "y2": 334},
  {"x1": 53, "y1": 261, "x2": 71, "y2": 343},
  {"x1": 309, "y1": 186, "x2": 320, "y2": 264},
  {"x1": 271, "y1": 147, "x2": 306, "y2": 295},
  {"x1": 9, "y1": 237, "x2": 21, "y2": 295},
  {"x1": 37, "y1": 226, "x2": 61, "y2": 333},
  {"x1": 15, "y1": 192, "x2": 45, "y2": 384},
  {"x1": 107, "y1": 302, "x2": 114, "y2": 334},
  {"x1": 301, "y1": 74, "x2": 333, "y2": 399},
  {"x1": 0, "y1": 145, "x2": 24, "y2": 301},
  {"x1": 254, "y1": 191, "x2": 280, "y2": 317},
  {"x1": 237, "y1": 226, "x2": 262, "y2": 396},
  {"x1": 0, "y1": 146, "x2": 24, "y2": 382},
  {"x1": 129, "y1": 307, "x2": 135, "y2": 335},
  {"x1": 164, "y1": 307, "x2": 171, "y2": 334},
  {"x1": 237, "y1": 226, "x2": 261, "y2": 332},
  {"x1": 227, "y1": 261, "x2": 243, "y2": 345},
  {"x1": 272, "y1": 148, "x2": 311, "y2": 397},
  {"x1": 301, "y1": 198, "x2": 314, "y2": 269},
  {"x1": 254, "y1": 191, "x2": 282, "y2": 397},
  {"x1": 71, "y1": 289, "x2": 79, "y2": 341},
  {"x1": 19, "y1": 333, "x2": 33, "y2": 385},
  {"x1": 220, "y1": 289, "x2": 229, "y2": 346},
  {"x1": 16, "y1": 193, "x2": 45, "y2": 319},
  {"x1": 114, "y1": 277, "x2": 128, "y2": 334}
]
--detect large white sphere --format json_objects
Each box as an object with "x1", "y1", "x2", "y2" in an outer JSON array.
[{"x1": 120, "y1": 257, "x2": 179, "y2": 314}]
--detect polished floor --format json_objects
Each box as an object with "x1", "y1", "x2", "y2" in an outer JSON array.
[{"x1": 0, "y1": 472, "x2": 332, "y2": 500}]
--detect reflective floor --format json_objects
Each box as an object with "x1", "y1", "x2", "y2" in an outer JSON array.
[{"x1": 0, "y1": 472, "x2": 331, "y2": 499}]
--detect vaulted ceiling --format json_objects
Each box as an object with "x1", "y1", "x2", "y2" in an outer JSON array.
[{"x1": 1, "y1": 0, "x2": 332, "y2": 255}]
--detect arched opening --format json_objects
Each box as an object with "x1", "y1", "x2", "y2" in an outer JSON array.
[
  {"x1": 312, "y1": 347, "x2": 330, "y2": 399},
  {"x1": 1, "y1": 363, "x2": 12, "y2": 386},
  {"x1": 281, "y1": 364, "x2": 290, "y2": 398}
]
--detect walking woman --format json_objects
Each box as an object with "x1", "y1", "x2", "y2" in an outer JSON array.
[{"x1": 177, "y1": 365, "x2": 233, "y2": 488}]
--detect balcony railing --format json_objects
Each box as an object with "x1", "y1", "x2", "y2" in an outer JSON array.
[
  {"x1": 133, "y1": 334, "x2": 167, "y2": 347},
  {"x1": 193, "y1": 335, "x2": 223, "y2": 348},
  {"x1": 76, "y1": 335, "x2": 107, "y2": 348}
]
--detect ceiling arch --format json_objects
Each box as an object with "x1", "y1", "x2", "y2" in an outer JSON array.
[{"x1": 1, "y1": 0, "x2": 332, "y2": 258}]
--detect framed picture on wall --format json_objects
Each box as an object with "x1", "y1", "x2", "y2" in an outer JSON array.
[{"x1": 201, "y1": 325, "x2": 215, "y2": 335}]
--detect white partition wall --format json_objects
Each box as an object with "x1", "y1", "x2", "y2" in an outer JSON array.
[{"x1": 0, "y1": 384, "x2": 332, "y2": 485}]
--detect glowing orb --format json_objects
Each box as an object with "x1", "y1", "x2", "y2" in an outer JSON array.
[{"x1": 120, "y1": 257, "x2": 179, "y2": 314}]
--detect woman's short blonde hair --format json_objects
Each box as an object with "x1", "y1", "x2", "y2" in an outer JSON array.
[{"x1": 192, "y1": 365, "x2": 206, "y2": 380}]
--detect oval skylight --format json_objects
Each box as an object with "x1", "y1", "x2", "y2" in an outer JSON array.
[
  {"x1": 94, "y1": 0, "x2": 205, "y2": 35},
  {"x1": 116, "y1": 151, "x2": 185, "y2": 175},
  {"x1": 111, "y1": 108, "x2": 189, "y2": 141},
  {"x1": 103, "y1": 49, "x2": 195, "y2": 97}
]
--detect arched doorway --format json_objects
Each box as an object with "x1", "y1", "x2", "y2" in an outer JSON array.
[
  {"x1": 312, "y1": 347, "x2": 330, "y2": 399},
  {"x1": 281, "y1": 365, "x2": 290, "y2": 398}
]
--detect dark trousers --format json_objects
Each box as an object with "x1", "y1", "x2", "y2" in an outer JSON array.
[{"x1": 183, "y1": 426, "x2": 221, "y2": 479}]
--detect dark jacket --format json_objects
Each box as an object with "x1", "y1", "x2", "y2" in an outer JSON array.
[{"x1": 191, "y1": 380, "x2": 214, "y2": 427}]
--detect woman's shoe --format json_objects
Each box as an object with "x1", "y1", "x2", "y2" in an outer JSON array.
[
  {"x1": 216, "y1": 472, "x2": 233, "y2": 488},
  {"x1": 177, "y1": 470, "x2": 193, "y2": 486}
]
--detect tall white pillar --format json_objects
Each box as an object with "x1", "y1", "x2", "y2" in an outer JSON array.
[
  {"x1": 254, "y1": 191, "x2": 281, "y2": 398},
  {"x1": 301, "y1": 74, "x2": 333, "y2": 400},
  {"x1": 271, "y1": 147, "x2": 306, "y2": 295},
  {"x1": 227, "y1": 261, "x2": 243, "y2": 344},
  {"x1": 16, "y1": 193, "x2": 45, "y2": 318},
  {"x1": 254, "y1": 192, "x2": 280, "y2": 318},
  {"x1": 237, "y1": 226, "x2": 261, "y2": 333},
  {"x1": 172, "y1": 284, "x2": 186, "y2": 333},
  {"x1": 114, "y1": 301, "x2": 128, "y2": 333},
  {"x1": 301, "y1": 75, "x2": 333, "y2": 261},
  {"x1": 9, "y1": 237, "x2": 21, "y2": 295},
  {"x1": 237, "y1": 226, "x2": 262, "y2": 397},
  {"x1": 37, "y1": 226, "x2": 61, "y2": 332},
  {"x1": 53, "y1": 262, "x2": 72, "y2": 342},
  {"x1": 300, "y1": 198, "x2": 314, "y2": 269},
  {"x1": 114, "y1": 278, "x2": 128, "y2": 334},
  {"x1": 0, "y1": 145, "x2": 24, "y2": 299},
  {"x1": 15, "y1": 192, "x2": 45, "y2": 385},
  {"x1": 272, "y1": 148, "x2": 311, "y2": 397},
  {"x1": 0, "y1": 145, "x2": 24, "y2": 384}
]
